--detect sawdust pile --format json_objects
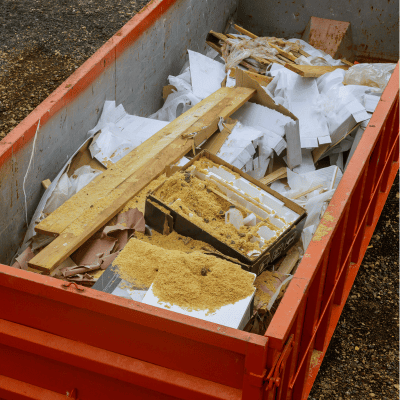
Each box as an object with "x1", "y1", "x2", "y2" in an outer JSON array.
[
  {"x1": 153, "y1": 160, "x2": 280, "y2": 257},
  {"x1": 134, "y1": 231, "x2": 216, "y2": 252},
  {"x1": 114, "y1": 238, "x2": 255, "y2": 314}
]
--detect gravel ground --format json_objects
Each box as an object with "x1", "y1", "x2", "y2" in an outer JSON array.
[{"x1": 0, "y1": 1, "x2": 398, "y2": 398}]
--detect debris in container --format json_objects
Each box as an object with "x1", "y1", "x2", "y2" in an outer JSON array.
[{"x1": 18, "y1": 18, "x2": 396, "y2": 334}]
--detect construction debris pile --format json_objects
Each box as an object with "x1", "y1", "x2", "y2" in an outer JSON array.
[{"x1": 11, "y1": 23, "x2": 395, "y2": 334}]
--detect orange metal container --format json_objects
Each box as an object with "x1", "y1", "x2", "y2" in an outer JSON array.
[{"x1": 0, "y1": 0, "x2": 398, "y2": 398}]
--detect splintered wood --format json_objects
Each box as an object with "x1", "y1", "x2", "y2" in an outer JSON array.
[
  {"x1": 206, "y1": 25, "x2": 310, "y2": 74},
  {"x1": 29, "y1": 87, "x2": 255, "y2": 274}
]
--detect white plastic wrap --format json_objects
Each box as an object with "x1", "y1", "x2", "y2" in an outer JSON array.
[{"x1": 343, "y1": 63, "x2": 396, "y2": 89}]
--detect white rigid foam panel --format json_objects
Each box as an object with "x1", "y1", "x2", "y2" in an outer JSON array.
[{"x1": 142, "y1": 275, "x2": 256, "y2": 330}]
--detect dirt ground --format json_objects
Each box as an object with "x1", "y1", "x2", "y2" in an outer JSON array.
[{"x1": 0, "y1": 1, "x2": 398, "y2": 398}]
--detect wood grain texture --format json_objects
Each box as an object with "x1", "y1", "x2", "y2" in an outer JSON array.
[
  {"x1": 284, "y1": 64, "x2": 349, "y2": 77},
  {"x1": 259, "y1": 167, "x2": 287, "y2": 186},
  {"x1": 29, "y1": 87, "x2": 255, "y2": 273}
]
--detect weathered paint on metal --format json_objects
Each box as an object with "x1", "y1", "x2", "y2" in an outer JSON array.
[{"x1": 237, "y1": 0, "x2": 399, "y2": 62}]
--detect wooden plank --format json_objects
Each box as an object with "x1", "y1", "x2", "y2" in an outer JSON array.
[
  {"x1": 205, "y1": 40, "x2": 259, "y2": 73},
  {"x1": 233, "y1": 24, "x2": 258, "y2": 39},
  {"x1": 259, "y1": 167, "x2": 287, "y2": 186},
  {"x1": 163, "y1": 85, "x2": 176, "y2": 100},
  {"x1": 201, "y1": 118, "x2": 237, "y2": 154},
  {"x1": 284, "y1": 64, "x2": 349, "y2": 78},
  {"x1": 229, "y1": 69, "x2": 273, "y2": 87},
  {"x1": 291, "y1": 184, "x2": 323, "y2": 200},
  {"x1": 277, "y1": 246, "x2": 300, "y2": 275},
  {"x1": 41, "y1": 179, "x2": 51, "y2": 190},
  {"x1": 29, "y1": 87, "x2": 255, "y2": 274},
  {"x1": 35, "y1": 87, "x2": 252, "y2": 238}
]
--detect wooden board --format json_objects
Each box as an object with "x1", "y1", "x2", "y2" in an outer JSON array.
[
  {"x1": 259, "y1": 167, "x2": 287, "y2": 186},
  {"x1": 29, "y1": 87, "x2": 255, "y2": 274},
  {"x1": 284, "y1": 64, "x2": 349, "y2": 78},
  {"x1": 201, "y1": 118, "x2": 237, "y2": 154}
]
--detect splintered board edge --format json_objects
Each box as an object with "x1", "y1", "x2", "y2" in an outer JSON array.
[{"x1": 28, "y1": 87, "x2": 256, "y2": 273}]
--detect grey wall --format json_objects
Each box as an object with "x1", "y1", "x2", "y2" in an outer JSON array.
[
  {"x1": 0, "y1": 0, "x2": 238, "y2": 265},
  {"x1": 237, "y1": 0, "x2": 399, "y2": 62}
]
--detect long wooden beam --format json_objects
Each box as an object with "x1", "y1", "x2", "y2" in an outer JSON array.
[{"x1": 29, "y1": 87, "x2": 255, "y2": 274}]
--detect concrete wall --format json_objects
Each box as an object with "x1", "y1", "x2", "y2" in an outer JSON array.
[
  {"x1": 0, "y1": 0, "x2": 238, "y2": 265},
  {"x1": 237, "y1": 0, "x2": 399, "y2": 62}
]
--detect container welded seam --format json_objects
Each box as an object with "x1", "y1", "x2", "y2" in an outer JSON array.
[{"x1": 0, "y1": 0, "x2": 179, "y2": 166}]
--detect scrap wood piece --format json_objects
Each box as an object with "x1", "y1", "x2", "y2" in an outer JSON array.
[
  {"x1": 291, "y1": 184, "x2": 323, "y2": 200},
  {"x1": 259, "y1": 167, "x2": 287, "y2": 186},
  {"x1": 201, "y1": 118, "x2": 238, "y2": 154},
  {"x1": 284, "y1": 64, "x2": 349, "y2": 78},
  {"x1": 229, "y1": 68, "x2": 273, "y2": 87},
  {"x1": 277, "y1": 245, "x2": 301, "y2": 275},
  {"x1": 29, "y1": 87, "x2": 256, "y2": 274},
  {"x1": 206, "y1": 38, "x2": 259, "y2": 73},
  {"x1": 41, "y1": 179, "x2": 51, "y2": 190},
  {"x1": 35, "y1": 87, "x2": 254, "y2": 238},
  {"x1": 233, "y1": 24, "x2": 258, "y2": 39},
  {"x1": 233, "y1": 24, "x2": 297, "y2": 62}
]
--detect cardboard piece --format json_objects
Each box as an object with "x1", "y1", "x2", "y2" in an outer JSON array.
[{"x1": 144, "y1": 151, "x2": 306, "y2": 276}]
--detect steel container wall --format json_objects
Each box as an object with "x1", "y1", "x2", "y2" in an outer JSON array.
[{"x1": 0, "y1": 0, "x2": 398, "y2": 398}]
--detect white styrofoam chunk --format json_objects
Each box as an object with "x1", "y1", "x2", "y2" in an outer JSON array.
[
  {"x1": 300, "y1": 137, "x2": 319, "y2": 149},
  {"x1": 281, "y1": 207, "x2": 299, "y2": 223},
  {"x1": 269, "y1": 216, "x2": 286, "y2": 229},
  {"x1": 176, "y1": 157, "x2": 190, "y2": 167},
  {"x1": 231, "y1": 102, "x2": 292, "y2": 137},
  {"x1": 318, "y1": 135, "x2": 332, "y2": 145},
  {"x1": 209, "y1": 166, "x2": 236, "y2": 182},
  {"x1": 142, "y1": 278, "x2": 256, "y2": 329},
  {"x1": 188, "y1": 50, "x2": 226, "y2": 100},
  {"x1": 364, "y1": 94, "x2": 380, "y2": 113},
  {"x1": 257, "y1": 226, "x2": 277, "y2": 241},
  {"x1": 235, "y1": 178, "x2": 261, "y2": 198},
  {"x1": 346, "y1": 100, "x2": 370, "y2": 122},
  {"x1": 261, "y1": 192, "x2": 284, "y2": 209}
]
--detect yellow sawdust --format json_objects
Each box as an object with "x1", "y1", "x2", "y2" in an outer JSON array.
[{"x1": 113, "y1": 238, "x2": 255, "y2": 314}]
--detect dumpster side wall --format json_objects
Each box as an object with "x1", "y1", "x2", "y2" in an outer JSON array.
[
  {"x1": 0, "y1": 0, "x2": 238, "y2": 265},
  {"x1": 237, "y1": 0, "x2": 399, "y2": 62}
]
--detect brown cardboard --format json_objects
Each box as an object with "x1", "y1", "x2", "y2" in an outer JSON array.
[{"x1": 145, "y1": 151, "x2": 306, "y2": 275}]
